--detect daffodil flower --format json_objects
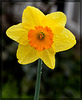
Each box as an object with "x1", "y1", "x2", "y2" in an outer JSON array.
[{"x1": 6, "y1": 6, "x2": 76, "y2": 69}]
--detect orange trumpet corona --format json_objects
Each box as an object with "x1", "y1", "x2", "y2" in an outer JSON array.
[{"x1": 28, "y1": 26, "x2": 54, "y2": 51}]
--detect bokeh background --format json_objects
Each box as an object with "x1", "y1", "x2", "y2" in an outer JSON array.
[{"x1": 1, "y1": 0, "x2": 80, "y2": 99}]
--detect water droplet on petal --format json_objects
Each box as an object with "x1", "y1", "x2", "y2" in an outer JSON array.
[{"x1": 65, "y1": 34, "x2": 68, "y2": 37}]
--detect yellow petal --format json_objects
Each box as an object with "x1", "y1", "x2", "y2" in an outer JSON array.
[
  {"x1": 38, "y1": 48, "x2": 55, "y2": 69},
  {"x1": 6, "y1": 23, "x2": 28, "y2": 45},
  {"x1": 53, "y1": 27, "x2": 76, "y2": 52},
  {"x1": 17, "y1": 44, "x2": 39, "y2": 64},
  {"x1": 45, "y1": 12, "x2": 67, "y2": 28},
  {"x1": 22, "y1": 6, "x2": 45, "y2": 30}
]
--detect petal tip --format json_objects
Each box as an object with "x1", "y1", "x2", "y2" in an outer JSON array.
[{"x1": 26, "y1": 6, "x2": 32, "y2": 9}]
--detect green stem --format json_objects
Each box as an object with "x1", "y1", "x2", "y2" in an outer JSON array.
[{"x1": 34, "y1": 59, "x2": 42, "y2": 100}]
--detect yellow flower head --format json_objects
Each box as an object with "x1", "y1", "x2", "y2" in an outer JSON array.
[{"x1": 6, "y1": 6, "x2": 76, "y2": 69}]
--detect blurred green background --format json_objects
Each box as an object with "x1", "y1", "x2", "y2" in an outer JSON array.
[{"x1": 1, "y1": 1, "x2": 80, "y2": 99}]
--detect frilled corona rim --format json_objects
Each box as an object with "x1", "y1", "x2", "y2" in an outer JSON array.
[{"x1": 28, "y1": 26, "x2": 54, "y2": 51}]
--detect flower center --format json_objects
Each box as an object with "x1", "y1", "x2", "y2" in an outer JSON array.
[
  {"x1": 39, "y1": 32, "x2": 45, "y2": 39},
  {"x1": 28, "y1": 26, "x2": 54, "y2": 51}
]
